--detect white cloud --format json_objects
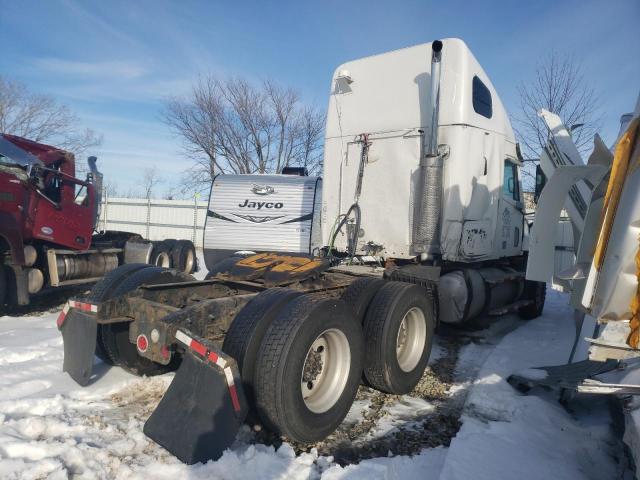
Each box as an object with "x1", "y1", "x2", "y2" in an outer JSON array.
[
  {"x1": 36, "y1": 75, "x2": 193, "y2": 104},
  {"x1": 33, "y1": 58, "x2": 148, "y2": 80}
]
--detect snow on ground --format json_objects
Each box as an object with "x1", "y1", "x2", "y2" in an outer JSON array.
[
  {"x1": 440, "y1": 291, "x2": 626, "y2": 480},
  {"x1": 0, "y1": 278, "x2": 628, "y2": 479}
]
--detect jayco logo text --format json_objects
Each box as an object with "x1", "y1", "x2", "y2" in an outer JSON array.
[{"x1": 238, "y1": 199, "x2": 284, "y2": 209}]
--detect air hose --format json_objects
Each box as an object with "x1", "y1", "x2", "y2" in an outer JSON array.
[
  {"x1": 326, "y1": 133, "x2": 369, "y2": 259},
  {"x1": 327, "y1": 203, "x2": 361, "y2": 258}
]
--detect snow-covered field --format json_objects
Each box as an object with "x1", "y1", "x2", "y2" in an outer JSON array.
[{"x1": 0, "y1": 280, "x2": 630, "y2": 479}]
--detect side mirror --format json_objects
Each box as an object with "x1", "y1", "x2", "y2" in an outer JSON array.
[{"x1": 508, "y1": 176, "x2": 515, "y2": 194}]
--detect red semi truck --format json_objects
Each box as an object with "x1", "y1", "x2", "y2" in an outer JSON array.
[{"x1": 0, "y1": 134, "x2": 196, "y2": 312}]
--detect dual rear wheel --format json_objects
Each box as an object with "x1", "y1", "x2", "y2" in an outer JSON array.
[
  {"x1": 223, "y1": 291, "x2": 364, "y2": 442},
  {"x1": 222, "y1": 278, "x2": 435, "y2": 443},
  {"x1": 150, "y1": 240, "x2": 197, "y2": 274}
]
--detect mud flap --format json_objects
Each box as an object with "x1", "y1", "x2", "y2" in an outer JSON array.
[
  {"x1": 144, "y1": 330, "x2": 248, "y2": 464},
  {"x1": 60, "y1": 310, "x2": 97, "y2": 386}
]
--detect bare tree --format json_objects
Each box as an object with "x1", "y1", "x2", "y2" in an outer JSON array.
[
  {"x1": 103, "y1": 179, "x2": 119, "y2": 197},
  {"x1": 163, "y1": 185, "x2": 186, "y2": 200},
  {"x1": 297, "y1": 105, "x2": 326, "y2": 175},
  {"x1": 142, "y1": 166, "x2": 162, "y2": 199},
  {"x1": 163, "y1": 76, "x2": 325, "y2": 191},
  {"x1": 514, "y1": 52, "x2": 601, "y2": 190},
  {"x1": 123, "y1": 187, "x2": 138, "y2": 198},
  {"x1": 0, "y1": 76, "x2": 102, "y2": 157}
]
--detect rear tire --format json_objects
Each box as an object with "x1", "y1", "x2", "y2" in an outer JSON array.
[
  {"x1": 87, "y1": 263, "x2": 151, "y2": 364},
  {"x1": 99, "y1": 267, "x2": 194, "y2": 376},
  {"x1": 222, "y1": 288, "x2": 302, "y2": 415},
  {"x1": 171, "y1": 240, "x2": 197, "y2": 274},
  {"x1": 87, "y1": 263, "x2": 150, "y2": 304},
  {"x1": 340, "y1": 277, "x2": 386, "y2": 324},
  {"x1": 255, "y1": 295, "x2": 364, "y2": 443},
  {"x1": 518, "y1": 281, "x2": 546, "y2": 320},
  {"x1": 363, "y1": 282, "x2": 435, "y2": 394},
  {"x1": 2, "y1": 266, "x2": 18, "y2": 312},
  {"x1": 0, "y1": 266, "x2": 6, "y2": 316},
  {"x1": 151, "y1": 240, "x2": 175, "y2": 268}
]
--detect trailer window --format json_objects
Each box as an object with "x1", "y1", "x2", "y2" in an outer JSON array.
[{"x1": 472, "y1": 76, "x2": 492, "y2": 119}]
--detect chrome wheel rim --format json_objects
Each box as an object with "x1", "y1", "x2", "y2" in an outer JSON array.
[
  {"x1": 155, "y1": 252, "x2": 171, "y2": 268},
  {"x1": 396, "y1": 307, "x2": 427, "y2": 372},
  {"x1": 184, "y1": 249, "x2": 195, "y2": 273},
  {"x1": 301, "y1": 328, "x2": 351, "y2": 414}
]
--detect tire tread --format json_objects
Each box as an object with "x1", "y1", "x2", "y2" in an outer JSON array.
[
  {"x1": 341, "y1": 277, "x2": 386, "y2": 323},
  {"x1": 363, "y1": 281, "x2": 434, "y2": 394}
]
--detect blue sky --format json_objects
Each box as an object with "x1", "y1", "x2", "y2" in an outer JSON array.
[{"x1": 1, "y1": 0, "x2": 638, "y2": 197}]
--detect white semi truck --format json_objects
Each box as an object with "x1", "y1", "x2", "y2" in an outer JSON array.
[{"x1": 59, "y1": 38, "x2": 547, "y2": 464}]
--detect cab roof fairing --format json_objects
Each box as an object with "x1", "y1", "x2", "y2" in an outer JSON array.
[{"x1": 324, "y1": 38, "x2": 515, "y2": 144}]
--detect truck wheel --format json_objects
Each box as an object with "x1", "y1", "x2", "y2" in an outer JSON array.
[
  {"x1": 88, "y1": 263, "x2": 151, "y2": 304},
  {"x1": 222, "y1": 288, "x2": 302, "y2": 414},
  {"x1": 254, "y1": 295, "x2": 364, "y2": 443},
  {"x1": 87, "y1": 263, "x2": 152, "y2": 364},
  {"x1": 100, "y1": 266, "x2": 194, "y2": 376},
  {"x1": 151, "y1": 240, "x2": 175, "y2": 268},
  {"x1": 0, "y1": 266, "x2": 6, "y2": 316},
  {"x1": 518, "y1": 281, "x2": 546, "y2": 320},
  {"x1": 171, "y1": 240, "x2": 197, "y2": 274},
  {"x1": 363, "y1": 282, "x2": 435, "y2": 394},
  {"x1": 340, "y1": 277, "x2": 386, "y2": 324}
]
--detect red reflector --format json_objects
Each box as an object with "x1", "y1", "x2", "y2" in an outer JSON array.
[
  {"x1": 190, "y1": 340, "x2": 207, "y2": 357},
  {"x1": 57, "y1": 303, "x2": 70, "y2": 329},
  {"x1": 207, "y1": 351, "x2": 219, "y2": 363},
  {"x1": 137, "y1": 334, "x2": 149, "y2": 353},
  {"x1": 56, "y1": 311, "x2": 66, "y2": 328},
  {"x1": 228, "y1": 384, "x2": 241, "y2": 412},
  {"x1": 161, "y1": 345, "x2": 170, "y2": 360}
]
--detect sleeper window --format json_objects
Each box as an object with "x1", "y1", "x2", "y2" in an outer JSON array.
[{"x1": 472, "y1": 76, "x2": 493, "y2": 119}]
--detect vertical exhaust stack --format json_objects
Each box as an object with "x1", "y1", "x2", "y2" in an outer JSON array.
[
  {"x1": 412, "y1": 40, "x2": 444, "y2": 260},
  {"x1": 87, "y1": 156, "x2": 103, "y2": 231},
  {"x1": 427, "y1": 40, "x2": 443, "y2": 158}
]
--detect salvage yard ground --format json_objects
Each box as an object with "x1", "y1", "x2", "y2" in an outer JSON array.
[{"x1": 0, "y1": 262, "x2": 631, "y2": 479}]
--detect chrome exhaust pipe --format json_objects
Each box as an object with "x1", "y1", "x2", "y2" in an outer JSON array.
[
  {"x1": 427, "y1": 40, "x2": 443, "y2": 156},
  {"x1": 87, "y1": 156, "x2": 103, "y2": 231},
  {"x1": 412, "y1": 40, "x2": 444, "y2": 260}
]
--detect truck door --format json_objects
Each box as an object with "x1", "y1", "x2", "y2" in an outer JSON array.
[
  {"x1": 495, "y1": 158, "x2": 524, "y2": 257},
  {"x1": 32, "y1": 172, "x2": 94, "y2": 250}
]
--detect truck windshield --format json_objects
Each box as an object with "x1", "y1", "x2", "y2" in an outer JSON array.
[
  {"x1": 0, "y1": 153, "x2": 24, "y2": 167},
  {"x1": 0, "y1": 136, "x2": 43, "y2": 167}
]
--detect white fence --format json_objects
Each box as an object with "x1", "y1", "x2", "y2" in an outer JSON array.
[{"x1": 99, "y1": 195, "x2": 208, "y2": 247}]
